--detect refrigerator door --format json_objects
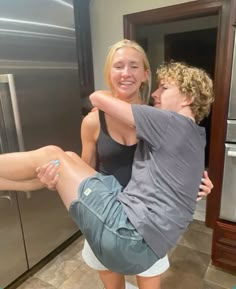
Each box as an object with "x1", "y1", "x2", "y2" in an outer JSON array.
[
  {"x1": 0, "y1": 0, "x2": 80, "y2": 269},
  {"x1": 0, "y1": 76, "x2": 28, "y2": 288},
  {"x1": 220, "y1": 144, "x2": 236, "y2": 222},
  {"x1": 0, "y1": 192, "x2": 28, "y2": 288}
]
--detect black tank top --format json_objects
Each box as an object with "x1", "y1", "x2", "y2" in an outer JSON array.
[{"x1": 96, "y1": 110, "x2": 137, "y2": 187}]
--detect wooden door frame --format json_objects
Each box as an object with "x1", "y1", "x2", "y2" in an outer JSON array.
[
  {"x1": 123, "y1": 0, "x2": 236, "y2": 228},
  {"x1": 73, "y1": 0, "x2": 94, "y2": 97}
]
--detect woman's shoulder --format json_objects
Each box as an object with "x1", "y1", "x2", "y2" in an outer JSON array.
[
  {"x1": 81, "y1": 110, "x2": 100, "y2": 138},
  {"x1": 82, "y1": 109, "x2": 99, "y2": 126}
]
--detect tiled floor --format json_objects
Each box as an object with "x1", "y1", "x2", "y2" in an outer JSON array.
[{"x1": 15, "y1": 220, "x2": 236, "y2": 289}]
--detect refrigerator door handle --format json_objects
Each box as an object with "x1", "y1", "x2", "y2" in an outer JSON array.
[
  {"x1": 0, "y1": 74, "x2": 31, "y2": 199},
  {"x1": 0, "y1": 74, "x2": 25, "y2": 151},
  {"x1": 0, "y1": 194, "x2": 13, "y2": 206},
  {"x1": 227, "y1": 150, "x2": 236, "y2": 157},
  {"x1": 24, "y1": 191, "x2": 32, "y2": 199}
]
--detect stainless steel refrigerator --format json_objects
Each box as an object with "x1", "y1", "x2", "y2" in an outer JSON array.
[
  {"x1": 220, "y1": 29, "x2": 236, "y2": 223},
  {"x1": 0, "y1": 1, "x2": 81, "y2": 287}
]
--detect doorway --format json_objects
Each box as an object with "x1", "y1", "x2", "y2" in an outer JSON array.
[
  {"x1": 123, "y1": 0, "x2": 235, "y2": 228},
  {"x1": 166, "y1": 27, "x2": 217, "y2": 221},
  {"x1": 134, "y1": 18, "x2": 217, "y2": 221},
  {"x1": 164, "y1": 28, "x2": 217, "y2": 78},
  {"x1": 164, "y1": 27, "x2": 217, "y2": 169}
]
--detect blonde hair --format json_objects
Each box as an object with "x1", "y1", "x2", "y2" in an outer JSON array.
[
  {"x1": 156, "y1": 62, "x2": 214, "y2": 123},
  {"x1": 104, "y1": 39, "x2": 151, "y2": 104}
]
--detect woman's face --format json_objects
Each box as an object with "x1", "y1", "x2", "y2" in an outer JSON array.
[{"x1": 110, "y1": 47, "x2": 148, "y2": 102}]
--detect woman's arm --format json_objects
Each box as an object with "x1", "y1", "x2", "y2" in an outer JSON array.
[
  {"x1": 197, "y1": 170, "x2": 213, "y2": 201},
  {"x1": 80, "y1": 111, "x2": 99, "y2": 168}
]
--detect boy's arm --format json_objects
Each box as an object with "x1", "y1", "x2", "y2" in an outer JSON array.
[{"x1": 89, "y1": 91, "x2": 135, "y2": 127}]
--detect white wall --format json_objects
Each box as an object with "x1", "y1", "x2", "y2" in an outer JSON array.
[{"x1": 89, "y1": 0, "x2": 197, "y2": 89}]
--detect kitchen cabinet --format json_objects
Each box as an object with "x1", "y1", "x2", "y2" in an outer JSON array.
[
  {"x1": 212, "y1": 221, "x2": 236, "y2": 271},
  {"x1": 211, "y1": 22, "x2": 236, "y2": 272}
]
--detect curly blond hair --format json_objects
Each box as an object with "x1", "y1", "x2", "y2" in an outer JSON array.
[
  {"x1": 156, "y1": 62, "x2": 214, "y2": 123},
  {"x1": 104, "y1": 39, "x2": 151, "y2": 104}
]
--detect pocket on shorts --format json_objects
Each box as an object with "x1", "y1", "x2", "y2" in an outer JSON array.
[{"x1": 116, "y1": 213, "x2": 142, "y2": 240}]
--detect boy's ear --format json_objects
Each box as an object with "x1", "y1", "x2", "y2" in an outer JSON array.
[{"x1": 182, "y1": 95, "x2": 194, "y2": 106}]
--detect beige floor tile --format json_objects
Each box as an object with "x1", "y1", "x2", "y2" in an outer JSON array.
[
  {"x1": 51, "y1": 235, "x2": 85, "y2": 262},
  {"x1": 125, "y1": 282, "x2": 138, "y2": 289},
  {"x1": 34, "y1": 256, "x2": 81, "y2": 287},
  {"x1": 125, "y1": 276, "x2": 137, "y2": 287},
  {"x1": 178, "y1": 226, "x2": 212, "y2": 254},
  {"x1": 16, "y1": 276, "x2": 56, "y2": 289},
  {"x1": 161, "y1": 268, "x2": 203, "y2": 289},
  {"x1": 204, "y1": 265, "x2": 236, "y2": 289},
  {"x1": 58, "y1": 261, "x2": 103, "y2": 289},
  {"x1": 188, "y1": 220, "x2": 213, "y2": 235},
  {"x1": 169, "y1": 245, "x2": 211, "y2": 277},
  {"x1": 14, "y1": 221, "x2": 236, "y2": 289},
  {"x1": 202, "y1": 280, "x2": 228, "y2": 289}
]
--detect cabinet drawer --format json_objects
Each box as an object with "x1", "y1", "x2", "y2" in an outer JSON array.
[
  {"x1": 214, "y1": 243, "x2": 236, "y2": 268},
  {"x1": 212, "y1": 221, "x2": 236, "y2": 271},
  {"x1": 215, "y1": 221, "x2": 236, "y2": 246}
]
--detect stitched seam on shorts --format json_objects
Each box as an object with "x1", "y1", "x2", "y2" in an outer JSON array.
[{"x1": 78, "y1": 199, "x2": 142, "y2": 241}]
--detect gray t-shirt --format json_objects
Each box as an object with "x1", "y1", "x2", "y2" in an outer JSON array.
[{"x1": 117, "y1": 104, "x2": 206, "y2": 258}]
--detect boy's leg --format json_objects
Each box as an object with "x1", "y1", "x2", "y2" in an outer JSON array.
[
  {"x1": 0, "y1": 177, "x2": 44, "y2": 192},
  {"x1": 0, "y1": 145, "x2": 96, "y2": 209}
]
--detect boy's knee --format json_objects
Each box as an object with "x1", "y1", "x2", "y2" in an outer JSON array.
[
  {"x1": 65, "y1": 151, "x2": 79, "y2": 159},
  {"x1": 38, "y1": 145, "x2": 64, "y2": 158}
]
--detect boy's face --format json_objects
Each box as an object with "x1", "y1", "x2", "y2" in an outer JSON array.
[{"x1": 151, "y1": 80, "x2": 187, "y2": 113}]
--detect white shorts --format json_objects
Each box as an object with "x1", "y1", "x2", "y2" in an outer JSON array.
[{"x1": 82, "y1": 240, "x2": 169, "y2": 277}]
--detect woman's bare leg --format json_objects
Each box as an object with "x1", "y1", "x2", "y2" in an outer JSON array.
[
  {"x1": 98, "y1": 270, "x2": 125, "y2": 289},
  {"x1": 136, "y1": 275, "x2": 160, "y2": 289},
  {"x1": 0, "y1": 145, "x2": 96, "y2": 209}
]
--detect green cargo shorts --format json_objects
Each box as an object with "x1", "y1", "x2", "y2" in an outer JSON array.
[{"x1": 69, "y1": 173, "x2": 158, "y2": 275}]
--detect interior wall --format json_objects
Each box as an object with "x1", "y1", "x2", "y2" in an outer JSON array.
[{"x1": 89, "y1": 0, "x2": 197, "y2": 89}]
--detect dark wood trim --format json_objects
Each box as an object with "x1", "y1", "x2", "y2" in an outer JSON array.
[
  {"x1": 206, "y1": 0, "x2": 236, "y2": 227},
  {"x1": 124, "y1": 0, "x2": 224, "y2": 39},
  {"x1": 123, "y1": 0, "x2": 236, "y2": 228},
  {"x1": 73, "y1": 0, "x2": 94, "y2": 97}
]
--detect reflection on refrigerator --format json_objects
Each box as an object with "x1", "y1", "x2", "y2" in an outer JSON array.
[{"x1": 0, "y1": 0, "x2": 82, "y2": 287}]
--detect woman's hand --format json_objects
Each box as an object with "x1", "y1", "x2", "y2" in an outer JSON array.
[
  {"x1": 197, "y1": 170, "x2": 213, "y2": 201},
  {"x1": 36, "y1": 161, "x2": 59, "y2": 191}
]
